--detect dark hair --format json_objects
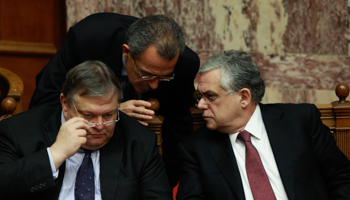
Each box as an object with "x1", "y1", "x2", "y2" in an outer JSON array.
[
  {"x1": 125, "y1": 15, "x2": 185, "y2": 60},
  {"x1": 61, "y1": 60, "x2": 123, "y2": 102},
  {"x1": 198, "y1": 50, "x2": 265, "y2": 104}
]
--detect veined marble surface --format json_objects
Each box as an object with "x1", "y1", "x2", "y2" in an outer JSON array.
[{"x1": 66, "y1": 0, "x2": 350, "y2": 104}]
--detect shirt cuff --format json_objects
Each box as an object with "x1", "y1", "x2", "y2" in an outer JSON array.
[{"x1": 47, "y1": 147, "x2": 59, "y2": 180}]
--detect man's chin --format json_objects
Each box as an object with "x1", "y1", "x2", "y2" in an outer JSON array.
[
  {"x1": 205, "y1": 122, "x2": 217, "y2": 131},
  {"x1": 83, "y1": 137, "x2": 108, "y2": 150}
]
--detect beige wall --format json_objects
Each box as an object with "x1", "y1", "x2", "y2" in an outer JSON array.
[{"x1": 66, "y1": 0, "x2": 350, "y2": 104}]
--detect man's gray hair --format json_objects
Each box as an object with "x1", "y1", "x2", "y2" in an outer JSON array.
[
  {"x1": 61, "y1": 60, "x2": 123, "y2": 103},
  {"x1": 198, "y1": 50, "x2": 265, "y2": 104},
  {"x1": 125, "y1": 15, "x2": 185, "y2": 60}
]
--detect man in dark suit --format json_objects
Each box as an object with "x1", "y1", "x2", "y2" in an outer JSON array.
[
  {"x1": 29, "y1": 13, "x2": 200, "y2": 187},
  {"x1": 177, "y1": 50, "x2": 350, "y2": 199},
  {"x1": 0, "y1": 61, "x2": 172, "y2": 199}
]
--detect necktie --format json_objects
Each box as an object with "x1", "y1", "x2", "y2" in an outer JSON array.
[
  {"x1": 75, "y1": 149, "x2": 95, "y2": 200},
  {"x1": 237, "y1": 130, "x2": 276, "y2": 200}
]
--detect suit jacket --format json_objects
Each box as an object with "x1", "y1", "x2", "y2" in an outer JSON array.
[
  {"x1": 177, "y1": 103, "x2": 350, "y2": 200},
  {"x1": 0, "y1": 103, "x2": 172, "y2": 200},
  {"x1": 29, "y1": 13, "x2": 200, "y2": 186}
]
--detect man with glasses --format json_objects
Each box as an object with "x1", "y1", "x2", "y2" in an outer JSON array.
[
  {"x1": 0, "y1": 61, "x2": 172, "y2": 199},
  {"x1": 177, "y1": 50, "x2": 350, "y2": 199},
  {"x1": 29, "y1": 13, "x2": 199, "y2": 187}
]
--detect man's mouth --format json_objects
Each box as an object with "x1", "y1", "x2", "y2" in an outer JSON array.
[
  {"x1": 202, "y1": 116, "x2": 211, "y2": 120},
  {"x1": 89, "y1": 133, "x2": 104, "y2": 138}
]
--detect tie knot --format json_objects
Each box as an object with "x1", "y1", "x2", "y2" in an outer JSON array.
[
  {"x1": 237, "y1": 130, "x2": 251, "y2": 142},
  {"x1": 83, "y1": 149, "x2": 92, "y2": 156}
]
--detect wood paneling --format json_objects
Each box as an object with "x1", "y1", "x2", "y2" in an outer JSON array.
[{"x1": 0, "y1": 0, "x2": 66, "y2": 111}]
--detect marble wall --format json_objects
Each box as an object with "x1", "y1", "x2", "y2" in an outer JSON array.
[{"x1": 66, "y1": 0, "x2": 350, "y2": 104}]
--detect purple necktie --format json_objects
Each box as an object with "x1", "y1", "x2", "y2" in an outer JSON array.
[
  {"x1": 75, "y1": 149, "x2": 95, "y2": 200},
  {"x1": 237, "y1": 130, "x2": 276, "y2": 200}
]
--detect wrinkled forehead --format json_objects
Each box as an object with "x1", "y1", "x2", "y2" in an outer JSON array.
[
  {"x1": 197, "y1": 69, "x2": 222, "y2": 92},
  {"x1": 72, "y1": 92, "x2": 119, "y2": 106}
]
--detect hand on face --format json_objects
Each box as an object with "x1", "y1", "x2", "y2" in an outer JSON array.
[
  {"x1": 119, "y1": 100, "x2": 155, "y2": 126},
  {"x1": 49, "y1": 117, "x2": 91, "y2": 169}
]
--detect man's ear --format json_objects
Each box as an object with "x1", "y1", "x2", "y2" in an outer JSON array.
[
  {"x1": 239, "y1": 88, "x2": 252, "y2": 108},
  {"x1": 60, "y1": 93, "x2": 69, "y2": 117},
  {"x1": 122, "y1": 44, "x2": 130, "y2": 60}
]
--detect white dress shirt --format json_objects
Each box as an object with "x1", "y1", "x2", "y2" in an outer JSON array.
[
  {"x1": 229, "y1": 105, "x2": 288, "y2": 200},
  {"x1": 46, "y1": 111, "x2": 102, "y2": 200}
]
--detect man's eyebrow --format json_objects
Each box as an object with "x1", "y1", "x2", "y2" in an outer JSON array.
[
  {"x1": 138, "y1": 62, "x2": 174, "y2": 76},
  {"x1": 141, "y1": 68, "x2": 174, "y2": 77},
  {"x1": 139, "y1": 67, "x2": 154, "y2": 75},
  {"x1": 79, "y1": 108, "x2": 118, "y2": 115},
  {"x1": 202, "y1": 90, "x2": 215, "y2": 94}
]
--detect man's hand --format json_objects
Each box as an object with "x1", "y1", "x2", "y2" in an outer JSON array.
[
  {"x1": 120, "y1": 100, "x2": 155, "y2": 126},
  {"x1": 49, "y1": 117, "x2": 91, "y2": 169}
]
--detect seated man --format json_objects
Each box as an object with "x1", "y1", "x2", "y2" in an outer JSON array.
[
  {"x1": 0, "y1": 61, "x2": 172, "y2": 200},
  {"x1": 177, "y1": 50, "x2": 350, "y2": 199},
  {"x1": 29, "y1": 13, "x2": 200, "y2": 187}
]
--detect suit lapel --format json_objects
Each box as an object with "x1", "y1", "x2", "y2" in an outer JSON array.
[
  {"x1": 206, "y1": 132, "x2": 245, "y2": 200},
  {"x1": 260, "y1": 104, "x2": 295, "y2": 200},
  {"x1": 100, "y1": 126, "x2": 124, "y2": 200}
]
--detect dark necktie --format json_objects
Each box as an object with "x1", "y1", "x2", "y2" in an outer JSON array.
[
  {"x1": 75, "y1": 149, "x2": 95, "y2": 200},
  {"x1": 237, "y1": 130, "x2": 276, "y2": 200}
]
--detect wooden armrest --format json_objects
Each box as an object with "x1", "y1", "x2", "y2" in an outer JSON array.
[
  {"x1": 0, "y1": 68, "x2": 23, "y2": 100},
  {"x1": 0, "y1": 67, "x2": 24, "y2": 117},
  {"x1": 0, "y1": 97, "x2": 17, "y2": 121}
]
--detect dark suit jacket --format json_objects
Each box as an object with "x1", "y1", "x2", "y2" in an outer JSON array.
[
  {"x1": 29, "y1": 13, "x2": 200, "y2": 186},
  {"x1": 0, "y1": 103, "x2": 172, "y2": 200},
  {"x1": 177, "y1": 103, "x2": 350, "y2": 200}
]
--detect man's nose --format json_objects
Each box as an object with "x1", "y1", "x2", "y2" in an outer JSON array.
[
  {"x1": 148, "y1": 79, "x2": 160, "y2": 90},
  {"x1": 93, "y1": 116, "x2": 104, "y2": 128},
  {"x1": 197, "y1": 98, "x2": 208, "y2": 110}
]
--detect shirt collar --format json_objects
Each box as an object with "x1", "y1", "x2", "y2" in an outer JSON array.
[
  {"x1": 244, "y1": 104, "x2": 264, "y2": 140},
  {"x1": 61, "y1": 110, "x2": 66, "y2": 125},
  {"x1": 230, "y1": 104, "x2": 263, "y2": 142},
  {"x1": 121, "y1": 56, "x2": 127, "y2": 76}
]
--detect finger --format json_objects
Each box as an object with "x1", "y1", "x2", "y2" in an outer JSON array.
[
  {"x1": 78, "y1": 136, "x2": 87, "y2": 146},
  {"x1": 138, "y1": 120, "x2": 149, "y2": 126},
  {"x1": 65, "y1": 117, "x2": 89, "y2": 126},
  {"x1": 133, "y1": 106, "x2": 155, "y2": 116},
  {"x1": 79, "y1": 123, "x2": 92, "y2": 133},
  {"x1": 128, "y1": 113, "x2": 153, "y2": 121},
  {"x1": 75, "y1": 129, "x2": 88, "y2": 137},
  {"x1": 69, "y1": 120, "x2": 91, "y2": 132},
  {"x1": 133, "y1": 100, "x2": 152, "y2": 108}
]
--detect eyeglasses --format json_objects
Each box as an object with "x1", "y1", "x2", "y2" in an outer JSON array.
[
  {"x1": 133, "y1": 57, "x2": 175, "y2": 81},
  {"x1": 195, "y1": 90, "x2": 236, "y2": 104},
  {"x1": 72, "y1": 101, "x2": 120, "y2": 127}
]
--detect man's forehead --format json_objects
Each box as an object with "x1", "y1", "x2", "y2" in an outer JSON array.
[
  {"x1": 137, "y1": 45, "x2": 178, "y2": 76},
  {"x1": 197, "y1": 69, "x2": 222, "y2": 91},
  {"x1": 73, "y1": 93, "x2": 118, "y2": 105}
]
